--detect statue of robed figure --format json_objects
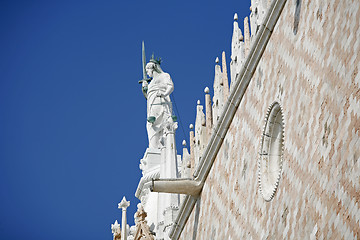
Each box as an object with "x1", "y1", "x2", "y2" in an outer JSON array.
[{"x1": 139, "y1": 42, "x2": 174, "y2": 149}]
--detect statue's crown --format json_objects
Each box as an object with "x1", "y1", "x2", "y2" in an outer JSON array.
[{"x1": 149, "y1": 53, "x2": 162, "y2": 65}]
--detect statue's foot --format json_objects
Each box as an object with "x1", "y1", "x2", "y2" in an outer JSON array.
[{"x1": 147, "y1": 116, "x2": 156, "y2": 123}]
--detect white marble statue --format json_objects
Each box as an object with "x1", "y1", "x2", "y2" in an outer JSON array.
[{"x1": 141, "y1": 57, "x2": 174, "y2": 149}]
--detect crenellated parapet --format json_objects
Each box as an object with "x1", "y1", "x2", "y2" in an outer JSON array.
[
  {"x1": 185, "y1": 1, "x2": 274, "y2": 178},
  {"x1": 250, "y1": 0, "x2": 271, "y2": 37}
]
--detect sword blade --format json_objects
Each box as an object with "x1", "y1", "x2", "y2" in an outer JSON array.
[{"x1": 142, "y1": 41, "x2": 146, "y2": 80}]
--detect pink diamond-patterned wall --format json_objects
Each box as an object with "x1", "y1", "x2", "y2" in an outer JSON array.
[{"x1": 179, "y1": 0, "x2": 360, "y2": 239}]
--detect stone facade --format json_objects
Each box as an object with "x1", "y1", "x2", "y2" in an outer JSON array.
[
  {"x1": 178, "y1": 0, "x2": 360, "y2": 239},
  {"x1": 119, "y1": 0, "x2": 360, "y2": 239}
]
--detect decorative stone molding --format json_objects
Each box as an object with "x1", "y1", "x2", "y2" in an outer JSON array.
[
  {"x1": 163, "y1": 205, "x2": 179, "y2": 216},
  {"x1": 111, "y1": 220, "x2": 121, "y2": 240},
  {"x1": 140, "y1": 188, "x2": 150, "y2": 206},
  {"x1": 135, "y1": 171, "x2": 160, "y2": 199},
  {"x1": 164, "y1": 121, "x2": 178, "y2": 135},
  {"x1": 138, "y1": 148, "x2": 161, "y2": 175},
  {"x1": 258, "y1": 102, "x2": 285, "y2": 201},
  {"x1": 133, "y1": 204, "x2": 155, "y2": 240},
  {"x1": 128, "y1": 226, "x2": 136, "y2": 240}
]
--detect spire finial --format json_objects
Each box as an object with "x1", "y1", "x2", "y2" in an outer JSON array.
[
  {"x1": 234, "y1": 13, "x2": 238, "y2": 21},
  {"x1": 118, "y1": 196, "x2": 130, "y2": 209}
]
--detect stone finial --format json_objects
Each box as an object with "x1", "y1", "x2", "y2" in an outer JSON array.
[
  {"x1": 118, "y1": 196, "x2": 130, "y2": 210},
  {"x1": 189, "y1": 124, "x2": 195, "y2": 174},
  {"x1": 195, "y1": 102, "x2": 205, "y2": 127},
  {"x1": 244, "y1": 17, "x2": 250, "y2": 57},
  {"x1": 118, "y1": 196, "x2": 130, "y2": 240},
  {"x1": 194, "y1": 101, "x2": 206, "y2": 170},
  {"x1": 182, "y1": 140, "x2": 186, "y2": 146},
  {"x1": 230, "y1": 14, "x2": 245, "y2": 91},
  {"x1": 213, "y1": 58, "x2": 224, "y2": 125},
  {"x1": 204, "y1": 86, "x2": 213, "y2": 137},
  {"x1": 234, "y1": 13, "x2": 238, "y2": 21},
  {"x1": 222, "y1": 51, "x2": 229, "y2": 99},
  {"x1": 181, "y1": 140, "x2": 191, "y2": 178},
  {"x1": 215, "y1": 57, "x2": 219, "y2": 64},
  {"x1": 111, "y1": 220, "x2": 121, "y2": 235}
]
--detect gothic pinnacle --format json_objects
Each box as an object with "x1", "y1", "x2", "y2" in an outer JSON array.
[
  {"x1": 244, "y1": 17, "x2": 250, "y2": 57},
  {"x1": 222, "y1": 51, "x2": 229, "y2": 99}
]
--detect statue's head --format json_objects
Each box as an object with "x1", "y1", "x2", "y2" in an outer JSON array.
[
  {"x1": 146, "y1": 61, "x2": 163, "y2": 77},
  {"x1": 146, "y1": 54, "x2": 163, "y2": 77}
]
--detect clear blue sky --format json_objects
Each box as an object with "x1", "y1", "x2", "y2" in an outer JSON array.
[{"x1": 0, "y1": 1, "x2": 249, "y2": 239}]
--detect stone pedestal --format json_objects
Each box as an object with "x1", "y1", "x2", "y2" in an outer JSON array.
[
  {"x1": 136, "y1": 148, "x2": 162, "y2": 234},
  {"x1": 140, "y1": 148, "x2": 161, "y2": 174},
  {"x1": 136, "y1": 124, "x2": 180, "y2": 239},
  {"x1": 162, "y1": 122, "x2": 180, "y2": 239}
]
